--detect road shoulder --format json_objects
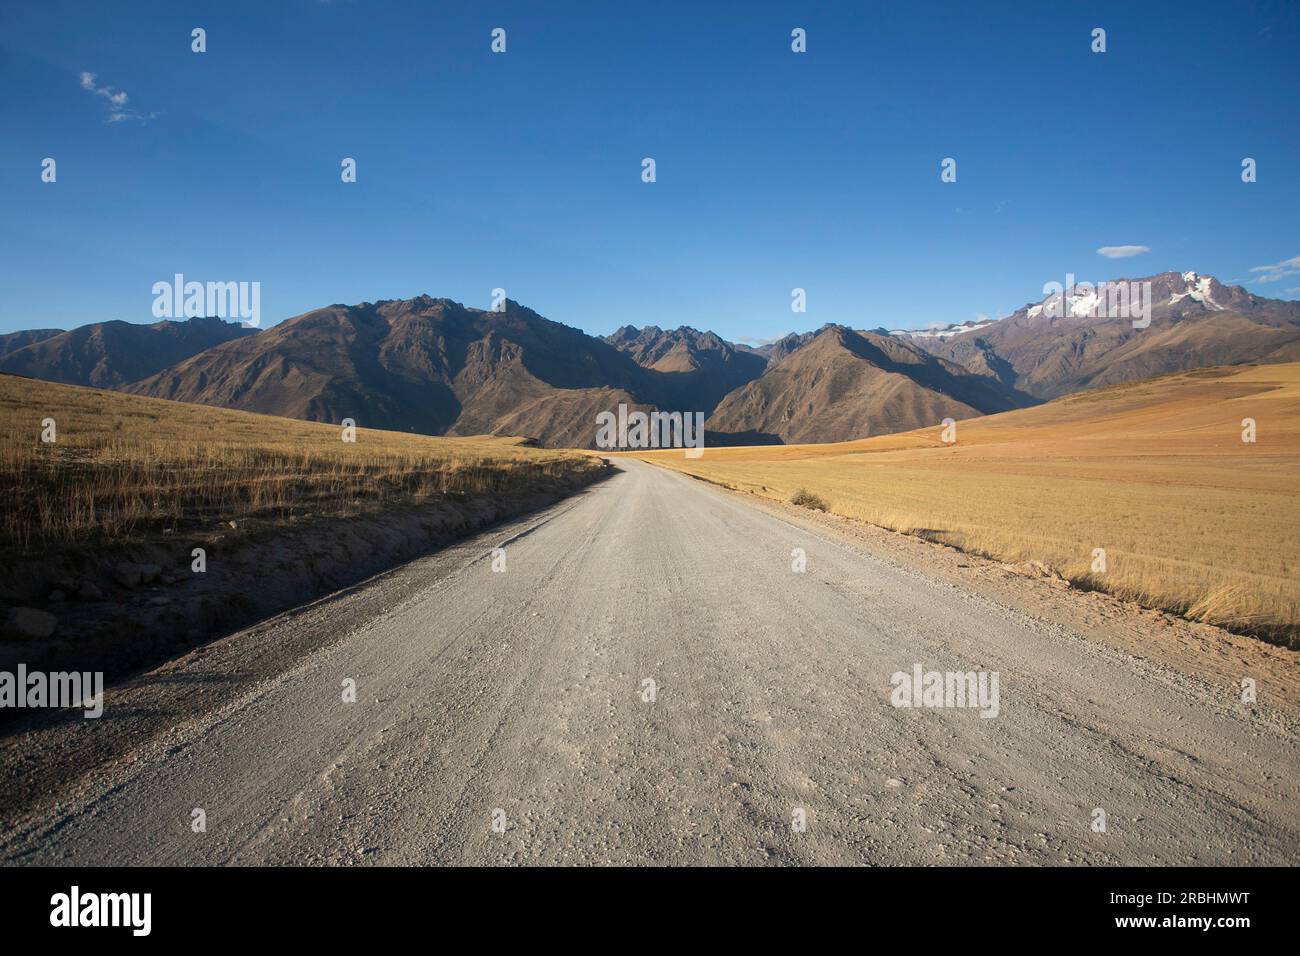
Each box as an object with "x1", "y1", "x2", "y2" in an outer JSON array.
[
  {"x1": 0, "y1": 483, "x2": 612, "y2": 831},
  {"x1": 670, "y1": 470, "x2": 1300, "y2": 725}
]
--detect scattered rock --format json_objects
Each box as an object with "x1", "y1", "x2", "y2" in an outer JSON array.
[
  {"x1": 114, "y1": 562, "x2": 162, "y2": 587},
  {"x1": 77, "y1": 581, "x2": 105, "y2": 600},
  {"x1": 4, "y1": 607, "x2": 57, "y2": 639},
  {"x1": 48, "y1": 590, "x2": 67, "y2": 603},
  {"x1": 54, "y1": 576, "x2": 77, "y2": 592},
  {"x1": 114, "y1": 563, "x2": 144, "y2": 587}
]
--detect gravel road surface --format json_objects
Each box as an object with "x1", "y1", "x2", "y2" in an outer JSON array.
[{"x1": 2, "y1": 458, "x2": 1294, "y2": 865}]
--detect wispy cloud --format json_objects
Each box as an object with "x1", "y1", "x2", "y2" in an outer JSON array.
[
  {"x1": 79, "y1": 71, "x2": 155, "y2": 123},
  {"x1": 1096, "y1": 245, "x2": 1150, "y2": 259},
  {"x1": 1248, "y1": 254, "x2": 1300, "y2": 283}
]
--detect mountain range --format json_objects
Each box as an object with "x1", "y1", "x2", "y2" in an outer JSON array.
[
  {"x1": 0, "y1": 317, "x2": 254, "y2": 390},
  {"x1": 706, "y1": 326, "x2": 1031, "y2": 444},
  {"x1": 890, "y1": 271, "x2": 1300, "y2": 399},
  {"x1": 2, "y1": 271, "x2": 1296, "y2": 447}
]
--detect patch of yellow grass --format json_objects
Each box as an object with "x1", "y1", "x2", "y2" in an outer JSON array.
[
  {"x1": 636, "y1": 363, "x2": 1300, "y2": 645},
  {"x1": 0, "y1": 375, "x2": 605, "y2": 551}
]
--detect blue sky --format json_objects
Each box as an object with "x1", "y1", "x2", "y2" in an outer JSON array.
[{"x1": 1, "y1": 0, "x2": 1297, "y2": 341}]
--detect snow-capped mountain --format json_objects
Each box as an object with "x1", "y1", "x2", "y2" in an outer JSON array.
[
  {"x1": 887, "y1": 318, "x2": 997, "y2": 341},
  {"x1": 1025, "y1": 270, "x2": 1257, "y2": 321},
  {"x1": 910, "y1": 272, "x2": 1300, "y2": 399}
]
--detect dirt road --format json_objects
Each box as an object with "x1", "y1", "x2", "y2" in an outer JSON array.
[{"x1": 1, "y1": 458, "x2": 1295, "y2": 865}]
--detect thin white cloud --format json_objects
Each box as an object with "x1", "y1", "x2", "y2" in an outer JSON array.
[
  {"x1": 79, "y1": 71, "x2": 154, "y2": 123},
  {"x1": 1096, "y1": 245, "x2": 1150, "y2": 259},
  {"x1": 1249, "y1": 254, "x2": 1300, "y2": 283}
]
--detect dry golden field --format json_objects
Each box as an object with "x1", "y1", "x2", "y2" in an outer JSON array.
[
  {"x1": 0, "y1": 374, "x2": 605, "y2": 552},
  {"x1": 634, "y1": 363, "x2": 1300, "y2": 645}
]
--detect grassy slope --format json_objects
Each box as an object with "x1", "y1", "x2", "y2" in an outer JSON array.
[
  {"x1": 632, "y1": 363, "x2": 1300, "y2": 644},
  {"x1": 0, "y1": 374, "x2": 605, "y2": 552}
]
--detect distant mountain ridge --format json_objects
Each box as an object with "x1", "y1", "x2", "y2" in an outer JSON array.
[
  {"x1": 3, "y1": 271, "x2": 1297, "y2": 446},
  {"x1": 885, "y1": 318, "x2": 995, "y2": 341},
  {"x1": 894, "y1": 271, "x2": 1300, "y2": 399},
  {"x1": 127, "y1": 297, "x2": 659, "y2": 447},
  {"x1": 0, "y1": 328, "x2": 63, "y2": 360},
  {"x1": 600, "y1": 324, "x2": 767, "y2": 411},
  {"x1": 0, "y1": 317, "x2": 254, "y2": 389},
  {"x1": 706, "y1": 326, "x2": 1035, "y2": 444}
]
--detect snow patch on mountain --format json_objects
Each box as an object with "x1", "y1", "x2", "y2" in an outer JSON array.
[
  {"x1": 1169, "y1": 272, "x2": 1224, "y2": 310},
  {"x1": 889, "y1": 320, "x2": 995, "y2": 340}
]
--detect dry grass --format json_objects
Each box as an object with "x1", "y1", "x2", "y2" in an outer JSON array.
[
  {"x1": 789, "y1": 488, "x2": 828, "y2": 511},
  {"x1": 0, "y1": 375, "x2": 605, "y2": 552},
  {"x1": 634, "y1": 363, "x2": 1300, "y2": 646}
]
